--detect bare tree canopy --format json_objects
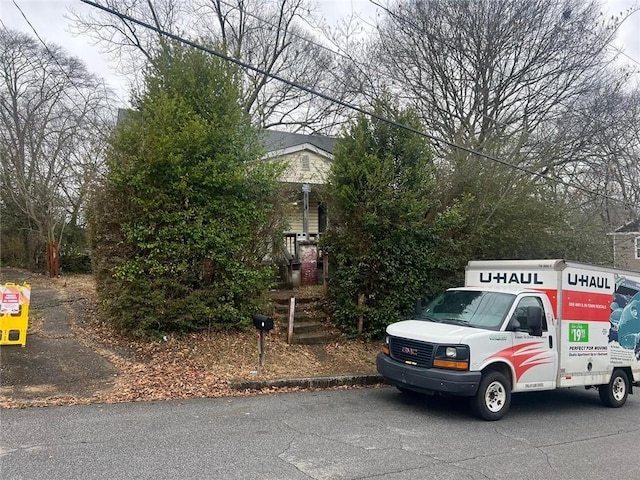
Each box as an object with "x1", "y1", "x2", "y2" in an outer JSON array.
[
  {"x1": 372, "y1": 0, "x2": 617, "y2": 159},
  {"x1": 0, "y1": 28, "x2": 113, "y2": 273},
  {"x1": 361, "y1": 0, "x2": 639, "y2": 226},
  {"x1": 72, "y1": 0, "x2": 356, "y2": 133}
]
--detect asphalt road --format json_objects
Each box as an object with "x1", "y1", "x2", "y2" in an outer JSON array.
[{"x1": 1, "y1": 385, "x2": 639, "y2": 480}]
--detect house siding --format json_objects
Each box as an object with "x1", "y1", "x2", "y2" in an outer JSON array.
[
  {"x1": 285, "y1": 190, "x2": 323, "y2": 234},
  {"x1": 613, "y1": 234, "x2": 640, "y2": 272},
  {"x1": 263, "y1": 131, "x2": 334, "y2": 266},
  {"x1": 277, "y1": 151, "x2": 330, "y2": 185}
]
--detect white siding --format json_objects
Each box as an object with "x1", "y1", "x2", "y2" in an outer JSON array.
[
  {"x1": 285, "y1": 191, "x2": 322, "y2": 234},
  {"x1": 277, "y1": 151, "x2": 331, "y2": 185}
]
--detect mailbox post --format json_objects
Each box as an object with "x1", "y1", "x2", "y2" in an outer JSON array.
[{"x1": 252, "y1": 314, "x2": 274, "y2": 366}]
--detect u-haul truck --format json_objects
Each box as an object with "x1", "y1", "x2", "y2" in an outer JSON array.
[{"x1": 376, "y1": 259, "x2": 640, "y2": 420}]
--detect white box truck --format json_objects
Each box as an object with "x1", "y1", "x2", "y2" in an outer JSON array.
[{"x1": 376, "y1": 259, "x2": 640, "y2": 420}]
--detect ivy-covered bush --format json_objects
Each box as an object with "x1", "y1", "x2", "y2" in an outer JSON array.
[
  {"x1": 323, "y1": 102, "x2": 468, "y2": 339},
  {"x1": 88, "y1": 44, "x2": 283, "y2": 336}
]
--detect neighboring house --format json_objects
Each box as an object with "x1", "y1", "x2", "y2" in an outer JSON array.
[
  {"x1": 264, "y1": 130, "x2": 337, "y2": 259},
  {"x1": 610, "y1": 219, "x2": 640, "y2": 272}
]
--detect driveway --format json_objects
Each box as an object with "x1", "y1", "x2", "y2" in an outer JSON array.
[{"x1": 0, "y1": 268, "x2": 117, "y2": 404}]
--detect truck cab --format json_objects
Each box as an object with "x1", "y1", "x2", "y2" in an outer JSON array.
[{"x1": 377, "y1": 287, "x2": 559, "y2": 420}]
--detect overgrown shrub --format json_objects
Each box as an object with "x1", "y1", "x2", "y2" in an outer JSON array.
[
  {"x1": 88, "y1": 44, "x2": 283, "y2": 336},
  {"x1": 323, "y1": 102, "x2": 468, "y2": 339}
]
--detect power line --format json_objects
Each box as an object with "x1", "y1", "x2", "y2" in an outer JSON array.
[
  {"x1": 8, "y1": 1, "x2": 121, "y2": 130},
  {"x1": 215, "y1": 0, "x2": 353, "y2": 63},
  {"x1": 79, "y1": 0, "x2": 632, "y2": 206}
]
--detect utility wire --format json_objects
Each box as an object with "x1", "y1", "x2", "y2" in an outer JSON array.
[
  {"x1": 9, "y1": 1, "x2": 122, "y2": 129},
  {"x1": 80, "y1": 0, "x2": 632, "y2": 205},
  {"x1": 368, "y1": 0, "x2": 639, "y2": 131},
  {"x1": 214, "y1": 0, "x2": 353, "y2": 63}
]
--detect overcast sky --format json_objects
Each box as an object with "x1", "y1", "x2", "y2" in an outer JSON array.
[{"x1": 2, "y1": 0, "x2": 639, "y2": 107}]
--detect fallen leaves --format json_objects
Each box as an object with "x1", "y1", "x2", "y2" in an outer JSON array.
[{"x1": 1, "y1": 273, "x2": 381, "y2": 408}]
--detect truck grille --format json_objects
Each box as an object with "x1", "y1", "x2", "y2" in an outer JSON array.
[{"x1": 389, "y1": 337, "x2": 434, "y2": 367}]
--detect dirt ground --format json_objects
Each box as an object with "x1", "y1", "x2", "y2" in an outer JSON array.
[{"x1": 0, "y1": 269, "x2": 381, "y2": 408}]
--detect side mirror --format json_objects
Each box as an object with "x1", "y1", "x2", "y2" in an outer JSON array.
[
  {"x1": 527, "y1": 306, "x2": 543, "y2": 337},
  {"x1": 414, "y1": 298, "x2": 423, "y2": 317}
]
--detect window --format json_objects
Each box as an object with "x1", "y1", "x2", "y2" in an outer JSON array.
[
  {"x1": 509, "y1": 297, "x2": 547, "y2": 332},
  {"x1": 420, "y1": 290, "x2": 515, "y2": 330},
  {"x1": 635, "y1": 237, "x2": 640, "y2": 259},
  {"x1": 301, "y1": 155, "x2": 310, "y2": 171}
]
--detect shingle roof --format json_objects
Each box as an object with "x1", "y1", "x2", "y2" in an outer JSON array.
[
  {"x1": 614, "y1": 219, "x2": 640, "y2": 233},
  {"x1": 263, "y1": 130, "x2": 337, "y2": 155}
]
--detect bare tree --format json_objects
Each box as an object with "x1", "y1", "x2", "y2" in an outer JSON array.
[
  {"x1": 551, "y1": 80, "x2": 640, "y2": 228},
  {"x1": 71, "y1": 0, "x2": 189, "y2": 92},
  {"x1": 0, "y1": 29, "x2": 113, "y2": 274},
  {"x1": 369, "y1": 0, "x2": 622, "y2": 168},
  {"x1": 72, "y1": 0, "x2": 355, "y2": 133},
  {"x1": 345, "y1": 0, "x2": 639, "y2": 262}
]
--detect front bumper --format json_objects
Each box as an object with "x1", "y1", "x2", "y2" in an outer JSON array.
[{"x1": 376, "y1": 352, "x2": 481, "y2": 396}]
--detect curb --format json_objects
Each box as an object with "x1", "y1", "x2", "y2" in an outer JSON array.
[{"x1": 228, "y1": 374, "x2": 386, "y2": 391}]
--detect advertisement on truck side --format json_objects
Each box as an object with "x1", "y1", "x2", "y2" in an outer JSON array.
[{"x1": 466, "y1": 261, "x2": 640, "y2": 386}]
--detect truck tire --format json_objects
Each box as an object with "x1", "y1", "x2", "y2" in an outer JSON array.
[
  {"x1": 472, "y1": 371, "x2": 511, "y2": 421},
  {"x1": 599, "y1": 370, "x2": 629, "y2": 408}
]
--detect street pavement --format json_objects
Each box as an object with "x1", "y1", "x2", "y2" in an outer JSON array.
[{"x1": 2, "y1": 385, "x2": 640, "y2": 479}]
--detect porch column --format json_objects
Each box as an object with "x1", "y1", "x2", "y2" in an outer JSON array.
[{"x1": 302, "y1": 183, "x2": 310, "y2": 239}]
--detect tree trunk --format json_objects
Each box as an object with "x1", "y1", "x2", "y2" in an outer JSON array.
[{"x1": 47, "y1": 242, "x2": 60, "y2": 277}]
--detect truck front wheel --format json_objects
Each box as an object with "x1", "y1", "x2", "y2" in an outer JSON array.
[
  {"x1": 599, "y1": 370, "x2": 629, "y2": 408},
  {"x1": 472, "y1": 371, "x2": 511, "y2": 421}
]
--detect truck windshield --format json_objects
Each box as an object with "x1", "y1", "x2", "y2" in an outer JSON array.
[{"x1": 418, "y1": 290, "x2": 515, "y2": 330}]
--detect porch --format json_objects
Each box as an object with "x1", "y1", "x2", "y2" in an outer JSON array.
[{"x1": 279, "y1": 232, "x2": 328, "y2": 288}]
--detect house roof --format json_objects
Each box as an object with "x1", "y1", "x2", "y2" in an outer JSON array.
[
  {"x1": 614, "y1": 219, "x2": 640, "y2": 233},
  {"x1": 264, "y1": 130, "x2": 337, "y2": 156}
]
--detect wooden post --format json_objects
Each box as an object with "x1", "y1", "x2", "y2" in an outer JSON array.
[
  {"x1": 287, "y1": 296, "x2": 296, "y2": 344},
  {"x1": 258, "y1": 331, "x2": 266, "y2": 366},
  {"x1": 357, "y1": 292, "x2": 365, "y2": 335}
]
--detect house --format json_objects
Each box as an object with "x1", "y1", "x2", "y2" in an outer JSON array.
[
  {"x1": 610, "y1": 219, "x2": 640, "y2": 272},
  {"x1": 264, "y1": 130, "x2": 336, "y2": 256}
]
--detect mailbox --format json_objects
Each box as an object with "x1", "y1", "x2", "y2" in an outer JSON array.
[{"x1": 252, "y1": 314, "x2": 274, "y2": 332}]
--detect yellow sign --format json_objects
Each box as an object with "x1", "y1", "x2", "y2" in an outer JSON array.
[{"x1": 0, "y1": 283, "x2": 31, "y2": 347}]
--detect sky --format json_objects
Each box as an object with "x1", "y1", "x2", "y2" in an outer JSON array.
[{"x1": 1, "y1": 0, "x2": 639, "y2": 107}]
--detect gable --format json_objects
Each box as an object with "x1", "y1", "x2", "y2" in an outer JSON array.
[
  {"x1": 263, "y1": 130, "x2": 335, "y2": 185},
  {"x1": 271, "y1": 148, "x2": 332, "y2": 185}
]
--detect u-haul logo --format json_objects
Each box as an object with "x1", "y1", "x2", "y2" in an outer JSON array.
[
  {"x1": 566, "y1": 273, "x2": 610, "y2": 289},
  {"x1": 479, "y1": 272, "x2": 543, "y2": 285}
]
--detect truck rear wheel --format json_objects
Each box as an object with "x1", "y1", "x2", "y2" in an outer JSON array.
[
  {"x1": 599, "y1": 370, "x2": 629, "y2": 408},
  {"x1": 472, "y1": 371, "x2": 511, "y2": 421}
]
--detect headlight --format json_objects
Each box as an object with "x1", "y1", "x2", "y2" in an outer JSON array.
[
  {"x1": 434, "y1": 345, "x2": 470, "y2": 370},
  {"x1": 382, "y1": 335, "x2": 390, "y2": 355}
]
